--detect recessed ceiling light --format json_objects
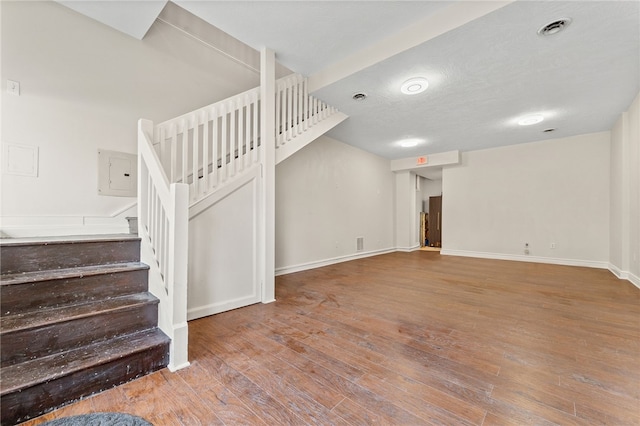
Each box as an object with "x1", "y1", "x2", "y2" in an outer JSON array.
[
  {"x1": 538, "y1": 18, "x2": 572, "y2": 36},
  {"x1": 518, "y1": 114, "x2": 544, "y2": 126},
  {"x1": 398, "y1": 138, "x2": 423, "y2": 148},
  {"x1": 400, "y1": 77, "x2": 429, "y2": 95}
]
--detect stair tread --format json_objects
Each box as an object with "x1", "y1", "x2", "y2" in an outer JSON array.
[
  {"x1": 0, "y1": 234, "x2": 139, "y2": 247},
  {"x1": 0, "y1": 262, "x2": 149, "y2": 286},
  {"x1": 1, "y1": 293, "x2": 158, "y2": 333},
  {"x1": 0, "y1": 328, "x2": 169, "y2": 395}
]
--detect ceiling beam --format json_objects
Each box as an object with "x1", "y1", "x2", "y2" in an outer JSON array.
[{"x1": 308, "y1": 1, "x2": 513, "y2": 93}]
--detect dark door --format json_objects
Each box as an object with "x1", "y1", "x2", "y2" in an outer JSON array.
[{"x1": 429, "y1": 195, "x2": 442, "y2": 247}]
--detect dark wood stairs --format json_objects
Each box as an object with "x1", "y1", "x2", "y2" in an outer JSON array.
[{"x1": 0, "y1": 235, "x2": 170, "y2": 425}]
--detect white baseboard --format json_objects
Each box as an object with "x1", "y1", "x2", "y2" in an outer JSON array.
[
  {"x1": 187, "y1": 295, "x2": 261, "y2": 321},
  {"x1": 396, "y1": 244, "x2": 421, "y2": 253},
  {"x1": 167, "y1": 321, "x2": 190, "y2": 372},
  {"x1": 275, "y1": 247, "x2": 396, "y2": 276},
  {"x1": 440, "y1": 249, "x2": 609, "y2": 269},
  {"x1": 630, "y1": 273, "x2": 640, "y2": 289},
  {"x1": 608, "y1": 263, "x2": 626, "y2": 279},
  {"x1": 608, "y1": 263, "x2": 640, "y2": 289}
]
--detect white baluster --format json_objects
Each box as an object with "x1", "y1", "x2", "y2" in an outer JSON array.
[
  {"x1": 238, "y1": 101, "x2": 245, "y2": 173},
  {"x1": 275, "y1": 83, "x2": 281, "y2": 147},
  {"x1": 253, "y1": 95, "x2": 259, "y2": 163},
  {"x1": 292, "y1": 77, "x2": 298, "y2": 138},
  {"x1": 286, "y1": 82, "x2": 292, "y2": 141},
  {"x1": 211, "y1": 106, "x2": 219, "y2": 188},
  {"x1": 245, "y1": 95, "x2": 251, "y2": 169},
  {"x1": 229, "y1": 100, "x2": 236, "y2": 178},
  {"x1": 170, "y1": 123, "x2": 177, "y2": 183},
  {"x1": 181, "y1": 118, "x2": 188, "y2": 185},
  {"x1": 303, "y1": 78, "x2": 309, "y2": 132},
  {"x1": 202, "y1": 109, "x2": 209, "y2": 195},
  {"x1": 221, "y1": 105, "x2": 228, "y2": 182},
  {"x1": 192, "y1": 113, "x2": 199, "y2": 201}
]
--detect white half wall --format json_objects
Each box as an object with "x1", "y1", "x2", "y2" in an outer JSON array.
[
  {"x1": 442, "y1": 132, "x2": 610, "y2": 266},
  {"x1": 0, "y1": 1, "x2": 258, "y2": 235},
  {"x1": 275, "y1": 135, "x2": 395, "y2": 274}
]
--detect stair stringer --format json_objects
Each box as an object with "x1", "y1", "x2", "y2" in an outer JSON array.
[{"x1": 275, "y1": 111, "x2": 348, "y2": 165}]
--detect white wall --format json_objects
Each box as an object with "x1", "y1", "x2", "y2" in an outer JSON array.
[
  {"x1": 0, "y1": 1, "x2": 259, "y2": 234},
  {"x1": 275, "y1": 135, "x2": 395, "y2": 273},
  {"x1": 610, "y1": 92, "x2": 640, "y2": 286},
  {"x1": 629, "y1": 94, "x2": 640, "y2": 282},
  {"x1": 442, "y1": 132, "x2": 610, "y2": 267}
]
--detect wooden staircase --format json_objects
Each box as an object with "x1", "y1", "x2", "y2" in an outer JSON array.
[{"x1": 0, "y1": 235, "x2": 170, "y2": 425}]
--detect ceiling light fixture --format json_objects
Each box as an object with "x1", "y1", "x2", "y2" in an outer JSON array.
[
  {"x1": 398, "y1": 138, "x2": 423, "y2": 148},
  {"x1": 400, "y1": 77, "x2": 429, "y2": 95},
  {"x1": 538, "y1": 18, "x2": 572, "y2": 36},
  {"x1": 518, "y1": 114, "x2": 544, "y2": 126}
]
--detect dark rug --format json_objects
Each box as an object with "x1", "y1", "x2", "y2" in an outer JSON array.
[{"x1": 40, "y1": 412, "x2": 152, "y2": 426}]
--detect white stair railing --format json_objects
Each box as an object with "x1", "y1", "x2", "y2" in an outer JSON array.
[
  {"x1": 155, "y1": 87, "x2": 261, "y2": 204},
  {"x1": 138, "y1": 119, "x2": 189, "y2": 371},
  {"x1": 152, "y1": 74, "x2": 341, "y2": 205},
  {"x1": 275, "y1": 74, "x2": 337, "y2": 149}
]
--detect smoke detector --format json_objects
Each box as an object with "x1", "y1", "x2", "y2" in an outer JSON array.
[{"x1": 538, "y1": 18, "x2": 572, "y2": 36}]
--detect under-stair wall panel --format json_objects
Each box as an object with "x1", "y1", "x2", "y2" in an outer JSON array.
[{"x1": 187, "y1": 169, "x2": 261, "y2": 320}]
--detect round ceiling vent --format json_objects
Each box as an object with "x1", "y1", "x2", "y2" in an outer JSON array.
[
  {"x1": 538, "y1": 18, "x2": 572, "y2": 36},
  {"x1": 543, "y1": 128, "x2": 556, "y2": 133},
  {"x1": 352, "y1": 92, "x2": 367, "y2": 101}
]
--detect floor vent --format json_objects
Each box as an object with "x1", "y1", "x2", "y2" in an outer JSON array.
[{"x1": 356, "y1": 237, "x2": 364, "y2": 252}]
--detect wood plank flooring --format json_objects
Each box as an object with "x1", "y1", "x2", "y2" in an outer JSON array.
[{"x1": 19, "y1": 252, "x2": 640, "y2": 425}]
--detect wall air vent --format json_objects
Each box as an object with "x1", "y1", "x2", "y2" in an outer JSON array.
[{"x1": 538, "y1": 18, "x2": 572, "y2": 36}]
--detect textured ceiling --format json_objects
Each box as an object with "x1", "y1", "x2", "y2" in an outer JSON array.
[
  {"x1": 315, "y1": 1, "x2": 640, "y2": 158},
  {"x1": 56, "y1": 0, "x2": 640, "y2": 163}
]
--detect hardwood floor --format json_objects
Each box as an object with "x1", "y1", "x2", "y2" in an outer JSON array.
[{"x1": 20, "y1": 252, "x2": 639, "y2": 425}]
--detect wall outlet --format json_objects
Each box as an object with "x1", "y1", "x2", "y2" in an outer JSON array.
[
  {"x1": 7, "y1": 80, "x2": 20, "y2": 96},
  {"x1": 524, "y1": 243, "x2": 529, "y2": 255},
  {"x1": 550, "y1": 242, "x2": 556, "y2": 249}
]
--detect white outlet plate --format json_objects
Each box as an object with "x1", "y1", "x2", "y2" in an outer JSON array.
[
  {"x1": 550, "y1": 243, "x2": 556, "y2": 249},
  {"x1": 7, "y1": 80, "x2": 20, "y2": 96}
]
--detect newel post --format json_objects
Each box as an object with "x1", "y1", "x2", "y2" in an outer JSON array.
[{"x1": 260, "y1": 47, "x2": 276, "y2": 303}]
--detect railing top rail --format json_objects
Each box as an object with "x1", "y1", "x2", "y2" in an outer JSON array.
[
  {"x1": 156, "y1": 75, "x2": 312, "y2": 132},
  {"x1": 156, "y1": 86, "x2": 261, "y2": 130},
  {"x1": 276, "y1": 73, "x2": 302, "y2": 86}
]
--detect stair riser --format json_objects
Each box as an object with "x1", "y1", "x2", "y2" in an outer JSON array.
[
  {"x1": 1, "y1": 269, "x2": 149, "y2": 315},
  {"x1": 0, "y1": 342, "x2": 169, "y2": 425},
  {"x1": 1, "y1": 302, "x2": 159, "y2": 368},
  {"x1": 1, "y1": 240, "x2": 141, "y2": 274}
]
